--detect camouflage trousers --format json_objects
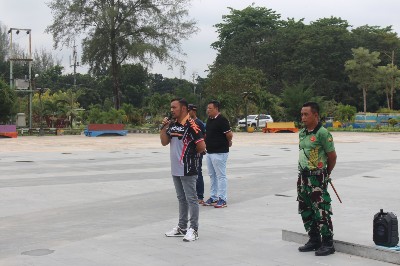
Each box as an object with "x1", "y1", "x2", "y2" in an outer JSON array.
[{"x1": 297, "y1": 173, "x2": 333, "y2": 237}]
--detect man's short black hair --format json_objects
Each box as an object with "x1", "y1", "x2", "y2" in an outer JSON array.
[
  {"x1": 208, "y1": 100, "x2": 220, "y2": 111},
  {"x1": 303, "y1": 101, "x2": 319, "y2": 114},
  {"x1": 171, "y1": 98, "x2": 188, "y2": 109}
]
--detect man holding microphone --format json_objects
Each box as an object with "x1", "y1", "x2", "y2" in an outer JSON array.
[{"x1": 160, "y1": 98, "x2": 206, "y2": 242}]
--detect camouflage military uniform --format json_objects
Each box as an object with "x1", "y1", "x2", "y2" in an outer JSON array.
[{"x1": 297, "y1": 123, "x2": 335, "y2": 237}]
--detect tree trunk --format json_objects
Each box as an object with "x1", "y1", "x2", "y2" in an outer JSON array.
[
  {"x1": 386, "y1": 91, "x2": 390, "y2": 109},
  {"x1": 111, "y1": 59, "x2": 120, "y2": 110},
  {"x1": 110, "y1": 0, "x2": 120, "y2": 110},
  {"x1": 386, "y1": 85, "x2": 390, "y2": 109},
  {"x1": 363, "y1": 87, "x2": 367, "y2": 113},
  {"x1": 390, "y1": 77, "x2": 394, "y2": 110},
  {"x1": 390, "y1": 50, "x2": 395, "y2": 110}
]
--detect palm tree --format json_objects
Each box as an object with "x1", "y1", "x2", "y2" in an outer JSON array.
[{"x1": 53, "y1": 89, "x2": 84, "y2": 128}]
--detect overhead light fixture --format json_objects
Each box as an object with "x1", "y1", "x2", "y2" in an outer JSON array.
[
  {"x1": 26, "y1": 30, "x2": 30, "y2": 34},
  {"x1": 8, "y1": 29, "x2": 11, "y2": 34},
  {"x1": 16, "y1": 30, "x2": 20, "y2": 34}
]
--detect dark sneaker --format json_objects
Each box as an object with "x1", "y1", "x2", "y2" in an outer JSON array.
[
  {"x1": 315, "y1": 237, "x2": 335, "y2": 256},
  {"x1": 165, "y1": 226, "x2": 187, "y2": 237},
  {"x1": 183, "y1": 228, "x2": 199, "y2": 242},
  {"x1": 214, "y1": 198, "x2": 227, "y2": 208},
  {"x1": 298, "y1": 239, "x2": 321, "y2": 252},
  {"x1": 203, "y1": 197, "x2": 218, "y2": 206}
]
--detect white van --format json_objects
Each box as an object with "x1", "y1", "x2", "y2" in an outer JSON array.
[{"x1": 238, "y1": 114, "x2": 273, "y2": 129}]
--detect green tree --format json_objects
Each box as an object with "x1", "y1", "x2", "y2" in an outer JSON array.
[
  {"x1": 46, "y1": 0, "x2": 197, "y2": 110},
  {"x1": 102, "y1": 108, "x2": 127, "y2": 124},
  {"x1": 42, "y1": 99, "x2": 65, "y2": 128},
  {"x1": 388, "y1": 118, "x2": 398, "y2": 127},
  {"x1": 121, "y1": 103, "x2": 143, "y2": 125},
  {"x1": 32, "y1": 48, "x2": 62, "y2": 74},
  {"x1": 212, "y1": 5, "x2": 282, "y2": 70},
  {"x1": 335, "y1": 103, "x2": 357, "y2": 123},
  {"x1": 35, "y1": 65, "x2": 64, "y2": 89},
  {"x1": 0, "y1": 23, "x2": 9, "y2": 83},
  {"x1": 86, "y1": 104, "x2": 104, "y2": 124},
  {"x1": 144, "y1": 92, "x2": 172, "y2": 122},
  {"x1": 120, "y1": 64, "x2": 150, "y2": 107},
  {"x1": 352, "y1": 25, "x2": 400, "y2": 66},
  {"x1": 294, "y1": 17, "x2": 353, "y2": 99},
  {"x1": 0, "y1": 22, "x2": 8, "y2": 63},
  {"x1": 248, "y1": 89, "x2": 285, "y2": 122},
  {"x1": 376, "y1": 64, "x2": 400, "y2": 109},
  {"x1": 344, "y1": 47, "x2": 381, "y2": 113},
  {"x1": 0, "y1": 79, "x2": 17, "y2": 123},
  {"x1": 204, "y1": 65, "x2": 265, "y2": 123},
  {"x1": 281, "y1": 80, "x2": 323, "y2": 122},
  {"x1": 320, "y1": 100, "x2": 338, "y2": 120},
  {"x1": 52, "y1": 89, "x2": 84, "y2": 128}
]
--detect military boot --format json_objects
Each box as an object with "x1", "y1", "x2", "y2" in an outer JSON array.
[
  {"x1": 298, "y1": 228, "x2": 321, "y2": 252},
  {"x1": 315, "y1": 236, "x2": 335, "y2": 256}
]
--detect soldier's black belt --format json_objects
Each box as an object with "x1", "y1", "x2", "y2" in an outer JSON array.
[{"x1": 300, "y1": 169, "x2": 327, "y2": 177}]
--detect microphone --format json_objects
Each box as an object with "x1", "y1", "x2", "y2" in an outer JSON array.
[
  {"x1": 167, "y1": 112, "x2": 173, "y2": 120},
  {"x1": 160, "y1": 112, "x2": 173, "y2": 130}
]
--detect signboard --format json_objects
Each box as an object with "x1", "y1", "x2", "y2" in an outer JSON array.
[{"x1": 15, "y1": 79, "x2": 29, "y2": 90}]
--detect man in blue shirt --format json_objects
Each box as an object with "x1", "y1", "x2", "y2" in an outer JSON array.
[{"x1": 188, "y1": 104, "x2": 206, "y2": 204}]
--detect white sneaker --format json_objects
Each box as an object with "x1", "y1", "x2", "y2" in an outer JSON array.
[
  {"x1": 183, "y1": 228, "x2": 198, "y2": 242},
  {"x1": 165, "y1": 226, "x2": 186, "y2": 237}
]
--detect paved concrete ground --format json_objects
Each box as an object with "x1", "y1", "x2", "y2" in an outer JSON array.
[{"x1": 0, "y1": 132, "x2": 399, "y2": 265}]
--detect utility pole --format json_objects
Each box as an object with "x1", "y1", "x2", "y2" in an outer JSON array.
[
  {"x1": 192, "y1": 71, "x2": 197, "y2": 95},
  {"x1": 242, "y1": 91, "x2": 252, "y2": 131},
  {"x1": 8, "y1": 28, "x2": 33, "y2": 128},
  {"x1": 192, "y1": 71, "x2": 199, "y2": 105},
  {"x1": 390, "y1": 50, "x2": 395, "y2": 110},
  {"x1": 69, "y1": 41, "x2": 80, "y2": 89}
]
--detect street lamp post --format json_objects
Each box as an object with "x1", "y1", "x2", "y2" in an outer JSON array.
[
  {"x1": 37, "y1": 88, "x2": 45, "y2": 136},
  {"x1": 242, "y1": 91, "x2": 252, "y2": 131},
  {"x1": 33, "y1": 74, "x2": 45, "y2": 136}
]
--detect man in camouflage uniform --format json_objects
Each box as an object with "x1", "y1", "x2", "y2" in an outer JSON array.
[{"x1": 297, "y1": 102, "x2": 337, "y2": 256}]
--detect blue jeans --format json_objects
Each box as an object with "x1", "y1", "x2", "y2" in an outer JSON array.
[
  {"x1": 196, "y1": 154, "x2": 204, "y2": 200},
  {"x1": 206, "y1": 153, "x2": 229, "y2": 201},
  {"x1": 172, "y1": 175, "x2": 199, "y2": 231}
]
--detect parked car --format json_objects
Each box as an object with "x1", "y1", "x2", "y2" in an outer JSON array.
[{"x1": 238, "y1": 114, "x2": 274, "y2": 129}]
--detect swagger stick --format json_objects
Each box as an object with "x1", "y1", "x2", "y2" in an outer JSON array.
[{"x1": 328, "y1": 177, "x2": 342, "y2": 203}]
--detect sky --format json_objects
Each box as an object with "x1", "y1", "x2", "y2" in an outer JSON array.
[{"x1": 1, "y1": 0, "x2": 400, "y2": 81}]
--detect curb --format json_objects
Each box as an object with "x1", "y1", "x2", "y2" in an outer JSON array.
[{"x1": 282, "y1": 230, "x2": 400, "y2": 265}]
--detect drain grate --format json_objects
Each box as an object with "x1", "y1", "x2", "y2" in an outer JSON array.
[
  {"x1": 363, "y1": 175, "x2": 380, "y2": 178},
  {"x1": 15, "y1": 161, "x2": 34, "y2": 163},
  {"x1": 275, "y1": 194, "x2": 292, "y2": 197}
]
